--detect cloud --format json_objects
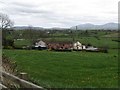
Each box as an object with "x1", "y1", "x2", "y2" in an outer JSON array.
[
  {"x1": 12, "y1": 7, "x2": 52, "y2": 15},
  {"x1": 0, "y1": 0, "x2": 119, "y2": 28},
  {"x1": 11, "y1": 2, "x2": 37, "y2": 8}
]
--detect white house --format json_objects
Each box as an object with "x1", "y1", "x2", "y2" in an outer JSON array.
[
  {"x1": 73, "y1": 41, "x2": 82, "y2": 50},
  {"x1": 82, "y1": 45, "x2": 86, "y2": 50},
  {"x1": 35, "y1": 40, "x2": 46, "y2": 48}
]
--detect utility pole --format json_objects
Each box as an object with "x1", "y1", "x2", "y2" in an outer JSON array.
[
  {"x1": 71, "y1": 30, "x2": 74, "y2": 43},
  {"x1": 76, "y1": 26, "x2": 77, "y2": 30}
]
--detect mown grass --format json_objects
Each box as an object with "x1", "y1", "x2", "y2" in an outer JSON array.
[{"x1": 3, "y1": 49, "x2": 118, "y2": 88}]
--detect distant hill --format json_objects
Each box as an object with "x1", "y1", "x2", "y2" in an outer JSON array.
[
  {"x1": 71, "y1": 23, "x2": 118, "y2": 30},
  {"x1": 13, "y1": 26, "x2": 44, "y2": 30},
  {"x1": 13, "y1": 23, "x2": 118, "y2": 30}
]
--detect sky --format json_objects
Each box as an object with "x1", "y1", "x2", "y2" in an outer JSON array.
[{"x1": 0, "y1": 0, "x2": 119, "y2": 28}]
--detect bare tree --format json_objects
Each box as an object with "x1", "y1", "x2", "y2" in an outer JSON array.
[
  {"x1": 0, "y1": 13, "x2": 14, "y2": 48},
  {"x1": 0, "y1": 13, "x2": 14, "y2": 30}
]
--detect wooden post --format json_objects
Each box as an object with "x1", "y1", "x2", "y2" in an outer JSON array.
[
  {"x1": 19, "y1": 72, "x2": 28, "y2": 80},
  {"x1": 2, "y1": 71, "x2": 44, "y2": 89}
]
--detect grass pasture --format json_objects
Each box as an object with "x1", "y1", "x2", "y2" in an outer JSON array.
[
  {"x1": 3, "y1": 30, "x2": 119, "y2": 88},
  {"x1": 3, "y1": 49, "x2": 118, "y2": 88},
  {"x1": 14, "y1": 37, "x2": 118, "y2": 49}
]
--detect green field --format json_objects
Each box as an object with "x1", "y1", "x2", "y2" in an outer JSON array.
[
  {"x1": 14, "y1": 37, "x2": 118, "y2": 49},
  {"x1": 12, "y1": 30, "x2": 119, "y2": 49},
  {"x1": 3, "y1": 49, "x2": 118, "y2": 88},
  {"x1": 3, "y1": 30, "x2": 119, "y2": 88}
]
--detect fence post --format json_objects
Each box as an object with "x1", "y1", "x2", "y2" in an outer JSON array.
[{"x1": 19, "y1": 72, "x2": 28, "y2": 80}]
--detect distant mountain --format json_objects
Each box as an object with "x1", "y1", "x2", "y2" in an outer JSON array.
[
  {"x1": 71, "y1": 23, "x2": 118, "y2": 30},
  {"x1": 13, "y1": 26, "x2": 44, "y2": 30},
  {"x1": 13, "y1": 23, "x2": 118, "y2": 30},
  {"x1": 51, "y1": 27, "x2": 69, "y2": 30}
]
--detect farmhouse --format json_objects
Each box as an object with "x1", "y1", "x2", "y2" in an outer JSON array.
[
  {"x1": 34, "y1": 40, "x2": 47, "y2": 50},
  {"x1": 73, "y1": 41, "x2": 82, "y2": 50},
  {"x1": 82, "y1": 45, "x2": 86, "y2": 50},
  {"x1": 73, "y1": 41, "x2": 87, "y2": 50}
]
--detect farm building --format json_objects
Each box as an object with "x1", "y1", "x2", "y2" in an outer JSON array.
[
  {"x1": 73, "y1": 41, "x2": 86, "y2": 50},
  {"x1": 32, "y1": 40, "x2": 103, "y2": 52},
  {"x1": 86, "y1": 46, "x2": 98, "y2": 52},
  {"x1": 73, "y1": 41, "x2": 82, "y2": 50},
  {"x1": 34, "y1": 40, "x2": 47, "y2": 50},
  {"x1": 82, "y1": 45, "x2": 86, "y2": 50},
  {"x1": 46, "y1": 41, "x2": 73, "y2": 51}
]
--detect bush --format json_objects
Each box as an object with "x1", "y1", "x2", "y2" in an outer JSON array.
[
  {"x1": 4, "y1": 46, "x2": 14, "y2": 49},
  {"x1": 2, "y1": 38, "x2": 14, "y2": 48}
]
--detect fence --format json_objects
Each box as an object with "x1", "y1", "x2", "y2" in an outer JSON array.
[{"x1": 1, "y1": 71, "x2": 45, "y2": 89}]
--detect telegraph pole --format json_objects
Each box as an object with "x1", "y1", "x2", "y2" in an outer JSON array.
[{"x1": 76, "y1": 26, "x2": 77, "y2": 30}]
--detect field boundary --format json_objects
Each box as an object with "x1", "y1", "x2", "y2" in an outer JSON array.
[{"x1": 2, "y1": 71, "x2": 45, "y2": 89}]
